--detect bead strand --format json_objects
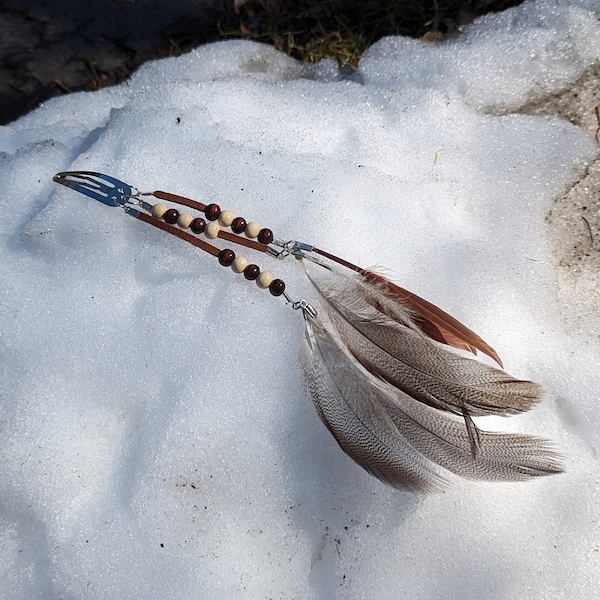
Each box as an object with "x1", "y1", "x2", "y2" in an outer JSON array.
[
  {"x1": 150, "y1": 204, "x2": 221, "y2": 240},
  {"x1": 216, "y1": 248, "x2": 286, "y2": 296},
  {"x1": 151, "y1": 199, "x2": 275, "y2": 245},
  {"x1": 148, "y1": 201, "x2": 285, "y2": 297},
  {"x1": 205, "y1": 201, "x2": 274, "y2": 243}
]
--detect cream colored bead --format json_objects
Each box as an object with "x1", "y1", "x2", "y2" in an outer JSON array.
[
  {"x1": 151, "y1": 203, "x2": 167, "y2": 219},
  {"x1": 245, "y1": 221, "x2": 261, "y2": 239},
  {"x1": 205, "y1": 221, "x2": 220, "y2": 239},
  {"x1": 177, "y1": 213, "x2": 193, "y2": 229},
  {"x1": 256, "y1": 271, "x2": 274, "y2": 289},
  {"x1": 231, "y1": 256, "x2": 248, "y2": 274},
  {"x1": 218, "y1": 210, "x2": 234, "y2": 227}
]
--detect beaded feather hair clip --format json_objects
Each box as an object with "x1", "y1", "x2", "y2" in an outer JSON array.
[{"x1": 53, "y1": 171, "x2": 563, "y2": 492}]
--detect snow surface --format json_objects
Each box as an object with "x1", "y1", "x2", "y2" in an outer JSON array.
[{"x1": 1, "y1": 0, "x2": 600, "y2": 598}]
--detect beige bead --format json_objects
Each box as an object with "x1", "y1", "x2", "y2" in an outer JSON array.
[
  {"x1": 205, "y1": 221, "x2": 220, "y2": 239},
  {"x1": 256, "y1": 271, "x2": 274, "y2": 289},
  {"x1": 245, "y1": 221, "x2": 261, "y2": 239},
  {"x1": 231, "y1": 256, "x2": 248, "y2": 274},
  {"x1": 151, "y1": 203, "x2": 167, "y2": 219},
  {"x1": 177, "y1": 213, "x2": 193, "y2": 229},
  {"x1": 218, "y1": 210, "x2": 234, "y2": 227}
]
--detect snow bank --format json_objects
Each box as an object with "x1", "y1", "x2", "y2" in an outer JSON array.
[{"x1": 1, "y1": 1, "x2": 599, "y2": 598}]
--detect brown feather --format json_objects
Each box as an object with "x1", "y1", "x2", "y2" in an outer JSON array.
[{"x1": 364, "y1": 271, "x2": 503, "y2": 366}]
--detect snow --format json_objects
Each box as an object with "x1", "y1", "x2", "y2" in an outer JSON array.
[{"x1": 1, "y1": 0, "x2": 599, "y2": 598}]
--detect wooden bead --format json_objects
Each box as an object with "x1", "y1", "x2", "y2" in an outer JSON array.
[
  {"x1": 151, "y1": 203, "x2": 167, "y2": 219},
  {"x1": 231, "y1": 256, "x2": 248, "y2": 273},
  {"x1": 190, "y1": 217, "x2": 206, "y2": 234},
  {"x1": 257, "y1": 228, "x2": 274, "y2": 244},
  {"x1": 204, "y1": 203, "x2": 221, "y2": 221},
  {"x1": 205, "y1": 222, "x2": 220, "y2": 239},
  {"x1": 231, "y1": 217, "x2": 247, "y2": 234},
  {"x1": 218, "y1": 249, "x2": 235, "y2": 266},
  {"x1": 243, "y1": 264, "x2": 260, "y2": 280},
  {"x1": 256, "y1": 271, "x2": 274, "y2": 289},
  {"x1": 164, "y1": 208, "x2": 179, "y2": 224},
  {"x1": 245, "y1": 221, "x2": 261, "y2": 239},
  {"x1": 269, "y1": 279, "x2": 286, "y2": 297},
  {"x1": 218, "y1": 210, "x2": 234, "y2": 227},
  {"x1": 177, "y1": 213, "x2": 193, "y2": 229}
]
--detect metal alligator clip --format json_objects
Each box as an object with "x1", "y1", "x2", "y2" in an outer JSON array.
[{"x1": 53, "y1": 171, "x2": 139, "y2": 208}]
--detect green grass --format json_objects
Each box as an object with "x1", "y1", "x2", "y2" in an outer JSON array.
[{"x1": 219, "y1": 0, "x2": 525, "y2": 68}]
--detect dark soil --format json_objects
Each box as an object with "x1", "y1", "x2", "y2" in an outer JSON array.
[
  {"x1": 0, "y1": 0, "x2": 226, "y2": 125},
  {"x1": 0, "y1": 0, "x2": 524, "y2": 126}
]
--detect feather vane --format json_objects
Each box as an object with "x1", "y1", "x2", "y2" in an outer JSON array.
[
  {"x1": 299, "y1": 267, "x2": 563, "y2": 490},
  {"x1": 301, "y1": 315, "x2": 563, "y2": 491},
  {"x1": 306, "y1": 271, "x2": 542, "y2": 419},
  {"x1": 364, "y1": 271, "x2": 503, "y2": 365}
]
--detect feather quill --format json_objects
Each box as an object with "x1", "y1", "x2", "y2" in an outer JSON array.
[{"x1": 300, "y1": 315, "x2": 564, "y2": 491}]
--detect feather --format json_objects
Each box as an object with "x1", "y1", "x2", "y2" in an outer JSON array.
[
  {"x1": 300, "y1": 315, "x2": 564, "y2": 492},
  {"x1": 363, "y1": 271, "x2": 503, "y2": 365},
  {"x1": 305, "y1": 269, "x2": 542, "y2": 420},
  {"x1": 301, "y1": 316, "x2": 448, "y2": 492}
]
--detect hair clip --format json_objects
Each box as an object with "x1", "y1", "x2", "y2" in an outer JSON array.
[{"x1": 53, "y1": 171, "x2": 563, "y2": 491}]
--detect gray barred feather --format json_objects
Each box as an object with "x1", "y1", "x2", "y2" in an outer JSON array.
[
  {"x1": 307, "y1": 271, "x2": 542, "y2": 418},
  {"x1": 300, "y1": 316, "x2": 564, "y2": 491},
  {"x1": 381, "y1": 393, "x2": 564, "y2": 481},
  {"x1": 301, "y1": 317, "x2": 449, "y2": 492}
]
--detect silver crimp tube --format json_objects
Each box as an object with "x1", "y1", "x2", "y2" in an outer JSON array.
[{"x1": 267, "y1": 240, "x2": 315, "y2": 260}]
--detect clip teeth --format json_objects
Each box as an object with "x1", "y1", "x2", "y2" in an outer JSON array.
[{"x1": 53, "y1": 171, "x2": 135, "y2": 208}]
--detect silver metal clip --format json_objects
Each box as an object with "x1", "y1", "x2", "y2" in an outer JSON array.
[{"x1": 53, "y1": 171, "x2": 140, "y2": 209}]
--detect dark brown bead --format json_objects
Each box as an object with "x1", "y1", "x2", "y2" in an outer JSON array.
[
  {"x1": 190, "y1": 217, "x2": 206, "y2": 234},
  {"x1": 164, "y1": 208, "x2": 179, "y2": 224},
  {"x1": 204, "y1": 203, "x2": 221, "y2": 221},
  {"x1": 231, "y1": 217, "x2": 247, "y2": 234},
  {"x1": 243, "y1": 264, "x2": 260, "y2": 281},
  {"x1": 257, "y1": 228, "x2": 274, "y2": 244},
  {"x1": 218, "y1": 249, "x2": 235, "y2": 267},
  {"x1": 269, "y1": 279, "x2": 286, "y2": 297}
]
